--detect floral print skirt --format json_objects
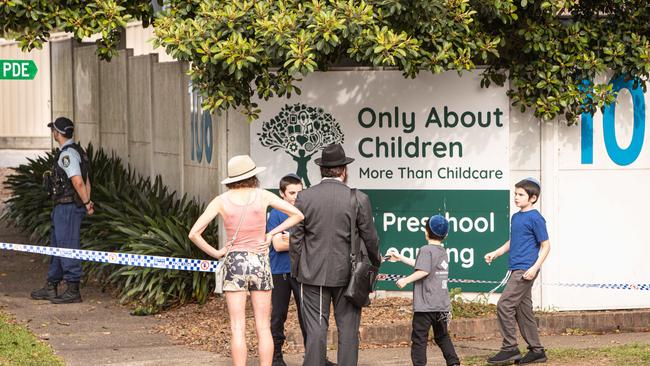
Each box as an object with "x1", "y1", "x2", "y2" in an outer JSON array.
[{"x1": 222, "y1": 251, "x2": 273, "y2": 292}]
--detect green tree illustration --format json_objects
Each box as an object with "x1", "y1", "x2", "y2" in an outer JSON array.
[{"x1": 258, "y1": 103, "x2": 344, "y2": 187}]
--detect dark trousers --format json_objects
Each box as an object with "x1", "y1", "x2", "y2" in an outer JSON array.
[
  {"x1": 301, "y1": 284, "x2": 361, "y2": 366},
  {"x1": 271, "y1": 273, "x2": 306, "y2": 356},
  {"x1": 497, "y1": 270, "x2": 543, "y2": 351},
  {"x1": 411, "y1": 312, "x2": 460, "y2": 366},
  {"x1": 47, "y1": 203, "x2": 85, "y2": 283}
]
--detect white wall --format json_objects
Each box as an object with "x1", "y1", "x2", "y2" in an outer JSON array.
[
  {"x1": 0, "y1": 40, "x2": 51, "y2": 149},
  {"x1": 540, "y1": 77, "x2": 650, "y2": 310}
]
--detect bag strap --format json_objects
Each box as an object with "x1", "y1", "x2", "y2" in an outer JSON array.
[
  {"x1": 224, "y1": 189, "x2": 255, "y2": 256},
  {"x1": 350, "y1": 188, "x2": 360, "y2": 264}
]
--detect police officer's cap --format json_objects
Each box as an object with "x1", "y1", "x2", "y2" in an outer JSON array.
[{"x1": 48, "y1": 117, "x2": 74, "y2": 138}]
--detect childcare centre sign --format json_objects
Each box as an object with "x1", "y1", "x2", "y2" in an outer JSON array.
[{"x1": 251, "y1": 71, "x2": 510, "y2": 292}]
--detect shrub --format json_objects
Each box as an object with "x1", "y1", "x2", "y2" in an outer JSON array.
[{"x1": 2, "y1": 145, "x2": 218, "y2": 314}]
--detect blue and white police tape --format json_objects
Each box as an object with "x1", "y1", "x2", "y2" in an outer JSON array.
[
  {"x1": 2, "y1": 243, "x2": 649, "y2": 291},
  {"x1": 0, "y1": 242, "x2": 219, "y2": 272},
  {"x1": 375, "y1": 273, "x2": 650, "y2": 291}
]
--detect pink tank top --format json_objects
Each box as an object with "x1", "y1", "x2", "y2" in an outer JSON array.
[{"x1": 222, "y1": 189, "x2": 267, "y2": 252}]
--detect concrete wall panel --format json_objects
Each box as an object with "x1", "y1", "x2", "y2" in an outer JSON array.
[
  {"x1": 183, "y1": 72, "x2": 220, "y2": 203},
  {"x1": 152, "y1": 62, "x2": 183, "y2": 154},
  {"x1": 99, "y1": 49, "x2": 131, "y2": 133},
  {"x1": 75, "y1": 123, "x2": 99, "y2": 147},
  {"x1": 184, "y1": 165, "x2": 219, "y2": 204},
  {"x1": 153, "y1": 153, "x2": 182, "y2": 194},
  {"x1": 128, "y1": 55, "x2": 156, "y2": 143},
  {"x1": 99, "y1": 49, "x2": 131, "y2": 163},
  {"x1": 216, "y1": 108, "x2": 250, "y2": 197},
  {"x1": 100, "y1": 133, "x2": 129, "y2": 161},
  {"x1": 129, "y1": 141, "x2": 153, "y2": 178},
  {"x1": 152, "y1": 62, "x2": 184, "y2": 192},
  {"x1": 51, "y1": 39, "x2": 74, "y2": 127},
  {"x1": 127, "y1": 54, "x2": 156, "y2": 179},
  {"x1": 73, "y1": 45, "x2": 100, "y2": 146}
]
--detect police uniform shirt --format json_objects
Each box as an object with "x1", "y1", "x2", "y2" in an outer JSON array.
[{"x1": 58, "y1": 140, "x2": 82, "y2": 178}]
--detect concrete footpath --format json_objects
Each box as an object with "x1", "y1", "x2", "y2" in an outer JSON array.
[
  {"x1": 0, "y1": 221, "x2": 226, "y2": 366},
  {"x1": 2, "y1": 220, "x2": 650, "y2": 365}
]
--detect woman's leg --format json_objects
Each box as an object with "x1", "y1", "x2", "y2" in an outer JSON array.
[
  {"x1": 251, "y1": 290, "x2": 273, "y2": 366},
  {"x1": 226, "y1": 291, "x2": 248, "y2": 366}
]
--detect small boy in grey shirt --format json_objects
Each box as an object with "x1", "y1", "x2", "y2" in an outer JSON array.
[{"x1": 389, "y1": 214, "x2": 460, "y2": 366}]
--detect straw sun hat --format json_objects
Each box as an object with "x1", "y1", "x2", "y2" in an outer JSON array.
[{"x1": 220, "y1": 155, "x2": 266, "y2": 185}]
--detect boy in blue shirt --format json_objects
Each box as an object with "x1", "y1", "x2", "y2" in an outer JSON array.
[
  {"x1": 484, "y1": 178, "x2": 551, "y2": 365},
  {"x1": 389, "y1": 214, "x2": 460, "y2": 366},
  {"x1": 267, "y1": 173, "x2": 305, "y2": 366}
]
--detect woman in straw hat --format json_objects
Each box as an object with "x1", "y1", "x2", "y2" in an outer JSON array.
[{"x1": 189, "y1": 155, "x2": 304, "y2": 366}]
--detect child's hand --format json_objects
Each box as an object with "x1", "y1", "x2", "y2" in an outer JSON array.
[
  {"x1": 523, "y1": 266, "x2": 539, "y2": 280},
  {"x1": 484, "y1": 251, "x2": 497, "y2": 265},
  {"x1": 386, "y1": 252, "x2": 402, "y2": 262},
  {"x1": 396, "y1": 278, "x2": 407, "y2": 289}
]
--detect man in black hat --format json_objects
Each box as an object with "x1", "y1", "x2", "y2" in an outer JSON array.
[
  {"x1": 290, "y1": 143, "x2": 381, "y2": 366},
  {"x1": 31, "y1": 117, "x2": 93, "y2": 304}
]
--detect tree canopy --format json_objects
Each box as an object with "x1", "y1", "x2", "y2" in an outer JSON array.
[{"x1": 2, "y1": 0, "x2": 649, "y2": 123}]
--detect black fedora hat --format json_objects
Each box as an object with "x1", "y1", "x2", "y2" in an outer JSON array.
[{"x1": 314, "y1": 144, "x2": 355, "y2": 167}]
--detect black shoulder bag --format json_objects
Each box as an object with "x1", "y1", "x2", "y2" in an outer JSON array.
[{"x1": 344, "y1": 189, "x2": 379, "y2": 308}]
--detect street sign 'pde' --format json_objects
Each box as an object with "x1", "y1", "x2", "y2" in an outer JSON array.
[{"x1": 0, "y1": 60, "x2": 38, "y2": 80}]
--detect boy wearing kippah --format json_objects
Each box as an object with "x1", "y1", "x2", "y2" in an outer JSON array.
[
  {"x1": 389, "y1": 214, "x2": 460, "y2": 366},
  {"x1": 484, "y1": 178, "x2": 551, "y2": 365}
]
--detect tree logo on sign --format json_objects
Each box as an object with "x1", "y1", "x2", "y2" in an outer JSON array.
[{"x1": 258, "y1": 103, "x2": 344, "y2": 187}]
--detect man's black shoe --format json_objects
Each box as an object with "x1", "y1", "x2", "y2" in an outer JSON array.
[
  {"x1": 50, "y1": 282, "x2": 82, "y2": 304},
  {"x1": 519, "y1": 349, "x2": 547, "y2": 364},
  {"x1": 30, "y1": 281, "x2": 58, "y2": 300},
  {"x1": 271, "y1": 356, "x2": 287, "y2": 366},
  {"x1": 487, "y1": 349, "x2": 521, "y2": 365},
  {"x1": 325, "y1": 360, "x2": 337, "y2": 366}
]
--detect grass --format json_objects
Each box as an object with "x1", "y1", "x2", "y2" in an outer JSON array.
[
  {"x1": 463, "y1": 343, "x2": 650, "y2": 366},
  {"x1": 0, "y1": 311, "x2": 64, "y2": 366}
]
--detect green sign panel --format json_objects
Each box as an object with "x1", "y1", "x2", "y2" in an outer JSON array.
[
  {"x1": 0, "y1": 60, "x2": 38, "y2": 80},
  {"x1": 370, "y1": 190, "x2": 510, "y2": 292}
]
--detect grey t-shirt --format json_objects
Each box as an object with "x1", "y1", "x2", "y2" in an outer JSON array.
[{"x1": 413, "y1": 244, "x2": 451, "y2": 312}]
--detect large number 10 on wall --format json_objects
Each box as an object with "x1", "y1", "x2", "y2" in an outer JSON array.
[{"x1": 581, "y1": 76, "x2": 646, "y2": 166}]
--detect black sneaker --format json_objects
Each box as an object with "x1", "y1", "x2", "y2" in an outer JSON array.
[
  {"x1": 519, "y1": 349, "x2": 547, "y2": 364},
  {"x1": 487, "y1": 349, "x2": 521, "y2": 365}
]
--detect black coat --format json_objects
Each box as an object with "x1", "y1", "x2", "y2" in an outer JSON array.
[{"x1": 290, "y1": 179, "x2": 381, "y2": 287}]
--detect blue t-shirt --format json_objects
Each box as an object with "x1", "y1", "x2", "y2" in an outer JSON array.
[
  {"x1": 509, "y1": 209, "x2": 549, "y2": 270},
  {"x1": 266, "y1": 208, "x2": 291, "y2": 274}
]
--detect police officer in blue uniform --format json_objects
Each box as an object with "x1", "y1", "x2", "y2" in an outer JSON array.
[{"x1": 31, "y1": 117, "x2": 93, "y2": 304}]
